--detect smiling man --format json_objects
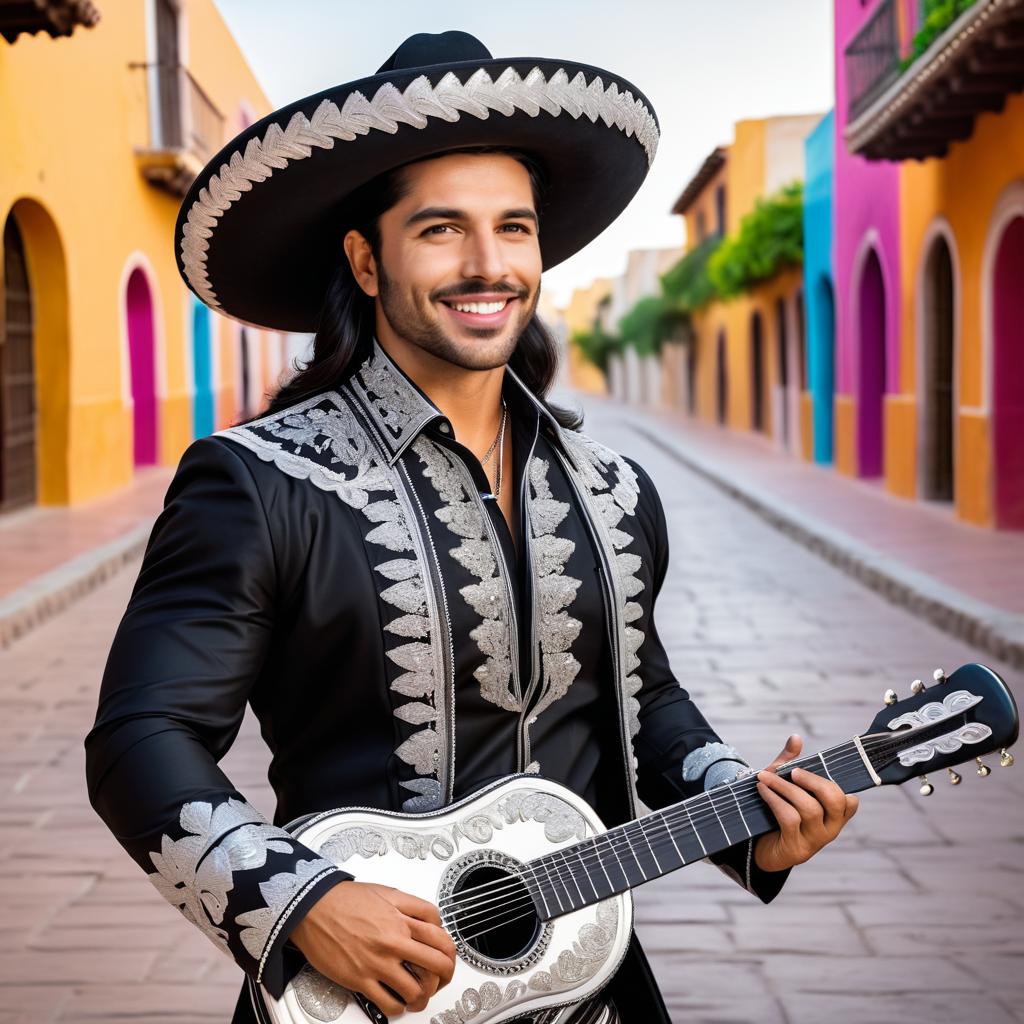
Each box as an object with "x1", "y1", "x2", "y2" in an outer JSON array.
[{"x1": 86, "y1": 30, "x2": 857, "y2": 1024}]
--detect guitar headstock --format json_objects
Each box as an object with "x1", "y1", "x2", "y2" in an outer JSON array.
[{"x1": 858, "y1": 663, "x2": 1019, "y2": 793}]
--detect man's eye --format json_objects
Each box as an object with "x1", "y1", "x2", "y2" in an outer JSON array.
[
  {"x1": 501, "y1": 223, "x2": 531, "y2": 234},
  {"x1": 424, "y1": 225, "x2": 453, "y2": 235}
]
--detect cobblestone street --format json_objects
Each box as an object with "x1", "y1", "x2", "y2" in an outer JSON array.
[{"x1": 0, "y1": 402, "x2": 1020, "y2": 1023}]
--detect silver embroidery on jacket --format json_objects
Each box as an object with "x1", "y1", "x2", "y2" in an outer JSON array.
[
  {"x1": 414, "y1": 436, "x2": 519, "y2": 712},
  {"x1": 562, "y1": 433, "x2": 644, "y2": 745},
  {"x1": 180, "y1": 67, "x2": 659, "y2": 309},
  {"x1": 525, "y1": 457, "x2": 583, "y2": 728},
  {"x1": 682, "y1": 741, "x2": 749, "y2": 786},
  {"x1": 145, "y1": 796, "x2": 340, "y2": 971},
  {"x1": 219, "y1": 393, "x2": 444, "y2": 811}
]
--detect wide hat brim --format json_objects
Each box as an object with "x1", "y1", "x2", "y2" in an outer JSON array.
[{"x1": 174, "y1": 38, "x2": 659, "y2": 333}]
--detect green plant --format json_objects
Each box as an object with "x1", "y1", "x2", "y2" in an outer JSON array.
[
  {"x1": 900, "y1": 0, "x2": 978, "y2": 70},
  {"x1": 572, "y1": 326, "x2": 620, "y2": 374},
  {"x1": 707, "y1": 181, "x2": 803, "y2": 298},
  {"x1": 661, "y1": 236, "x2": 720, "y2": 311},
  {"x1": 616, "y1": 294, "x2": 675, "y2": 357}
]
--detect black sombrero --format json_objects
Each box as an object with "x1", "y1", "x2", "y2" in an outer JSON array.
[{"x1": 174, "y1": 30, "x2": 659, "y2": 333}]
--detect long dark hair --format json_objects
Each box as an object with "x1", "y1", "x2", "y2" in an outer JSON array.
[{"x1": 262, "y1": 147, "x2": 581, "y2": 429}]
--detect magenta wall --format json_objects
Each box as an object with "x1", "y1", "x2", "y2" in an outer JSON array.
[{"x1": 833, "y1": 0, "x2": 902, "y2": 475}]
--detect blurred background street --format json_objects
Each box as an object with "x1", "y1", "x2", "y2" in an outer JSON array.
[{"x1": 2, "y1": 0, "x2": 1023, "y2": 1022}]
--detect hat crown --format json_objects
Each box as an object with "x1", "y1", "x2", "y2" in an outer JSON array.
[{"x1": 376, "y1": 30, "x2": 493, "y2": 74}]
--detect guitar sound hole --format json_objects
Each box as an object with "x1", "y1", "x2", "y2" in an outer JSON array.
[{"x1": 451, "y1": 864, "x2": 540, "y2": 962}]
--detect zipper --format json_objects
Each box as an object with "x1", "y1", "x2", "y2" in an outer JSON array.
[{"x1": 553, "y1": 447, "x2": 638, "y2": 819}]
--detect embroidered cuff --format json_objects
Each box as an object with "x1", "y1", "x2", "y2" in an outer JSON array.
[{"x1": 144, "y1": 796, "x2": 347, "y2": 983}]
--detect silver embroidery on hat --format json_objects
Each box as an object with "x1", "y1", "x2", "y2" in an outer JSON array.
[
  {"x1": 219, "y1": 390, "x2": 445, "y2": 811},
  {"x1": 181, "y1": 66, "x2": 659, "y2": 309}
]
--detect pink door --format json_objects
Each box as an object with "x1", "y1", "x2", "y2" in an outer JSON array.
[
  {"x1": 993, "y1": 215, "x2": 1024, "y2": 529},
  {"x1": 126, "y1": 268, "x2": 158, "y2": 466}
]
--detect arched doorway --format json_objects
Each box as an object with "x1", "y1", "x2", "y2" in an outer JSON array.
[
  {"x1": 750, "y1": 311, "x2": 765, "y2": 432},
  {"x1": 126, "y1": 267, "x2": 158, "y2": 466},
  {"x1": 857, "y1": 248, "x2": 886, "y2": 477},
  {"x1": 191, "y1": 298, "x2": 214, "y2": 438},
  {"x1": 775, "y1": 297, "x2": 789, "y2": 446},
  {"x1": 715, "y1": 329, "x2": 727, "y2": 425},
  {"x1": 920, "y1": 235, "x2": 955, "y2": 502},
  {"x1": 813, "y1": 275, "x2": 836, "y2": 463},
  {"x1": 2, "y1": 214, "x2": 37, "y2": 511},
  {"x1": 992, "y1": 214, "x2": 1024, "y2": 529}
]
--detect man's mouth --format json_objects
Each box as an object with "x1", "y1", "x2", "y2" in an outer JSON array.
[{"x1": 438, "y1": 295, "x2": 519, "y2": 327}]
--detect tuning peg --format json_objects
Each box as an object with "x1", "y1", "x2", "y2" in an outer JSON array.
[
  {"x1": 1000, "y1": 749, "x2": 1015, "y2": 768},
  {"x1": 919, "y1": 775, "x2": 934, "y2": 796},
  {"x1": 933, "y1": 668, "x2": 946, "y2": 683},
  {"x1": 947, "y1": 768, "x2": 961, "y2": 785},
  {"x1": 911, "y1": 679, "x2": 925, "y2": 694},
  {"x1": 976, "y1": 757, "x2": 991, "y2": 777},
  {"x1": 884, "y1": 688, "x2": 898, "y2": 706}
]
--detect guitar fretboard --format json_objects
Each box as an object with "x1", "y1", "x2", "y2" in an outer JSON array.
[{"x1": 524, "y1": 738, "x2": 877, "y2": 920}]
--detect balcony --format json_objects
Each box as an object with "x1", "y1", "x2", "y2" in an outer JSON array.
[
  {"x1": 0, "y1": 0, "x2": 100, "y2": 43},
  {"x1": 131, "y1": 61, "x2": 225, "y2": 197},
  {"x1": 845, "y1": 0, "x2": 1024, "y2": 161}
]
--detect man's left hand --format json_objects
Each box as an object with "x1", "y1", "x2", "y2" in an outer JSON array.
[{"x1": 753, "y1": 734, "x2": 859, "y2": 873}]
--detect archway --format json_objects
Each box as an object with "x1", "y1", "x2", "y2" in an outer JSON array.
[
  {"x1": 126, "y1": 267, "x2": 158, "y2": 466},
  {"x1": 857, "y1": 248, "x2": 886, "y2": 477},
  {"x1": 715, "y1": 329, "x2": 727, "y2": 425},
  {"x1": 750, "y1": 311, "x2": 765, "y2": 432},
  {"x1": 993, "y1": 215, "x2": 1024, "y2": 528},
  {"x1": 920, "y1": 234, "x2": 955, "y2": 502},
  {"x1": 2, "y1": 214, "x2": 37, "y2": 511},
  {"x1": 775, "y1": 297, "x2": 789, "y2": 446},
  {"x1": 191, "y1": 297, "x2": 214, "y2": 438}
]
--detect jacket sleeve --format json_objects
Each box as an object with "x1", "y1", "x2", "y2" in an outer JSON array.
[
  {"x1": 84, "y1": 436, "x2": 351, "y2": 997},
  {"x1": 624, "y1": 457, "x2": 788, "y2": 904}
]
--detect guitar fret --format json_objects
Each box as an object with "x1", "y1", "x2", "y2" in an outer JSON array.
[
  {"x1": 819, "y1": 751, "x2": 834, "y2": 782},
  {"x1": 561, "y1": 849, "x2": 586, "y2": 906},
  {"x1": 622, "y1": 824, "x2": 648, "y2": 882},
  {"x1": 573, "y1": 844, "x2": 600, "y2": 901},
  {"x1": 730, "y1": 784, "x2": 752, "y2": 839},
  {"x1": 684, "y1": 802, "x2": 707, "y2": 856},
  {"x1": 636, "y1": 816, "x2": 663, "y2": 873}
]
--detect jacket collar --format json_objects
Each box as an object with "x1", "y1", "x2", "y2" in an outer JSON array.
[{"x1": 349, "y1": 338, "x2": 570, "y2": 467}]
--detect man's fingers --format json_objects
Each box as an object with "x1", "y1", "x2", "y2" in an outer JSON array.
[
  {"x1": 765, "y1": 733, "x2": 803, "y2": 771},
  {"x1": 380, "y1": 963, "x2": 423, "y2": 1008},
  {"x1": 363, "y1": 981, "x2": 405, "y2": 1019},
  {"x1": 757, "y1": 779, "x2": 802, "y2": 834},
  {"x1": 788, "y1": 768, "x2": 849, "y2": 827},
  {"x1": 407, "y1": 917, "x2": 457, "y2": 962},
  {"x1": 844, "y1": 794, "x2": 860, "y2": 819},
  {"x1": 758, "y1": 770, "x2": 824, "y2": 828},
  {"x1": 386, "y1": 888, "x2": 443, "y2": 926},
  {"x1": 398, "y1": 937, "x2": 457, "y2": 985}
]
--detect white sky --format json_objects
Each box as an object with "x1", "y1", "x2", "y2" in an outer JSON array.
[{"x1": 212, "y1": 0, "x2": 835, "y2": 307}]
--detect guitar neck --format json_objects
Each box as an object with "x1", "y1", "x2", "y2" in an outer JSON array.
[{"x1": 525, "y1": 738, "x2": 878, "y2": 921}]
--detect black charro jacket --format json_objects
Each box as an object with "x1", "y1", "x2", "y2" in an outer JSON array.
[{"x1": 85, "y1": 339, "x2": 786, "y2": 1021}]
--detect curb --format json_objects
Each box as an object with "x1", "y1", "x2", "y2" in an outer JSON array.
[
  {"x1": 627, "y1": 421, "x2": 1024, "y2": 672},
  {"x1": 0, "y1": 521, "x2": 154, "y2": 649}
]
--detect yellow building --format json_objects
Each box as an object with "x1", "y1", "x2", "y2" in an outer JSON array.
[
  {"x1": 670, "y1": 116, "x2": 820, "y2": 458},
  {"x1": 561, "y1": 277, "x2": 613, "y2": 394},
  {"x1": 0, "y1": 0, "x2": 285, "y2": 510}
]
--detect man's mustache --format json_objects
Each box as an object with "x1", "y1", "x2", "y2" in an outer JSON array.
[{"x1": 430, "y1": 282, "x2": 530, "y2": 302}]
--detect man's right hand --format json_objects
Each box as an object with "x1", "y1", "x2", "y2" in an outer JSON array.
[{"x1": 290, "y1": 880, "x2": 458, "y2": 1016}]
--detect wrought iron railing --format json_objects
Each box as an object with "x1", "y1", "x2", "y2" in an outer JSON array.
[
  {"x1": 131, "y1": 61, "x2": 225, "y2": 163},
  {"x1": 845, "y1": 0, "x2": 902, "y2": 121}
]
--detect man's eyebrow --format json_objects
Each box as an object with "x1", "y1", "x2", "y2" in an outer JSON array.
[{"x1": 404, "y1": 206, "x2": 539, "y2": 228}]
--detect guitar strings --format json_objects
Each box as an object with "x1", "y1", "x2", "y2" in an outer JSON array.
[
  {"x1": 447, "y1": 758, "x2": 867, "y2": 935},
  {"x1": 440, "y1": 727, "x2": 902, "y2": 918},
  {"x1": 439, "y1": 735, "x2": 882, "y2": 915},
  {"x1": 451, "y1": 758, "x2": 870, "y2": 943},
  {"x1": 440, "y1": 743, "x2": 874, "y2": 923},
  {"x1": 440, "y1": 743, "x2": 876, "y2": 929}
]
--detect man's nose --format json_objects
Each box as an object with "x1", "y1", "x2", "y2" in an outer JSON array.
[{"x1": 460, "y1": 229, "x2": 507, "y2": 282}]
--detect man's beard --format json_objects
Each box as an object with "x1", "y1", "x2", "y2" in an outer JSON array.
[{"x1": 377, "y1": 265, "x2": 538, "y2": 371}]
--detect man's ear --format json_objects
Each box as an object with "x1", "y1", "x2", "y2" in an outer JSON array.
[{"x1": 343, "y1": 229, "x2": 379, "y2": 298}]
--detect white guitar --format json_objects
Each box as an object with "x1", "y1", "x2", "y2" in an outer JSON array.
[{"x1": 250, "y1": 663, "x2": 1018, "y2": 1024}]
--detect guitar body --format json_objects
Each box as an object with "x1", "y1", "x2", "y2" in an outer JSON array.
[{"x1": 254, "y1": 776, "x2": 634, "y2": 1024}]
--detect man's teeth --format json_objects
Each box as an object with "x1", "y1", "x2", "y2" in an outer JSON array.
[{"x1": 449, "y1": 300, "x2": 509, "y2": 314}]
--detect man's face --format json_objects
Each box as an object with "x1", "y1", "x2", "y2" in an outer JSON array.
[{"x1": 371, "y1": 152, "x2": 543, "y2": 371}]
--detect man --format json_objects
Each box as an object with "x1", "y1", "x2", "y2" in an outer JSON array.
[{"x1": 86, "y1": 31, "x2": 857, "y2": 1023}]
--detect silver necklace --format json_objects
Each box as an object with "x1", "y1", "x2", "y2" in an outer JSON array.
[{"x1": 480, "y1": 402, "x2": 507, "y2": 499}]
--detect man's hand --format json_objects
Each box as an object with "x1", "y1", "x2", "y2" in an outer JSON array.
[
  {"x1": 753, "y1": 734, "x2": 859, "y2": 873},
  {"x1": 290, "y1": 880, "x2": 457, "y2": 1016}
]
